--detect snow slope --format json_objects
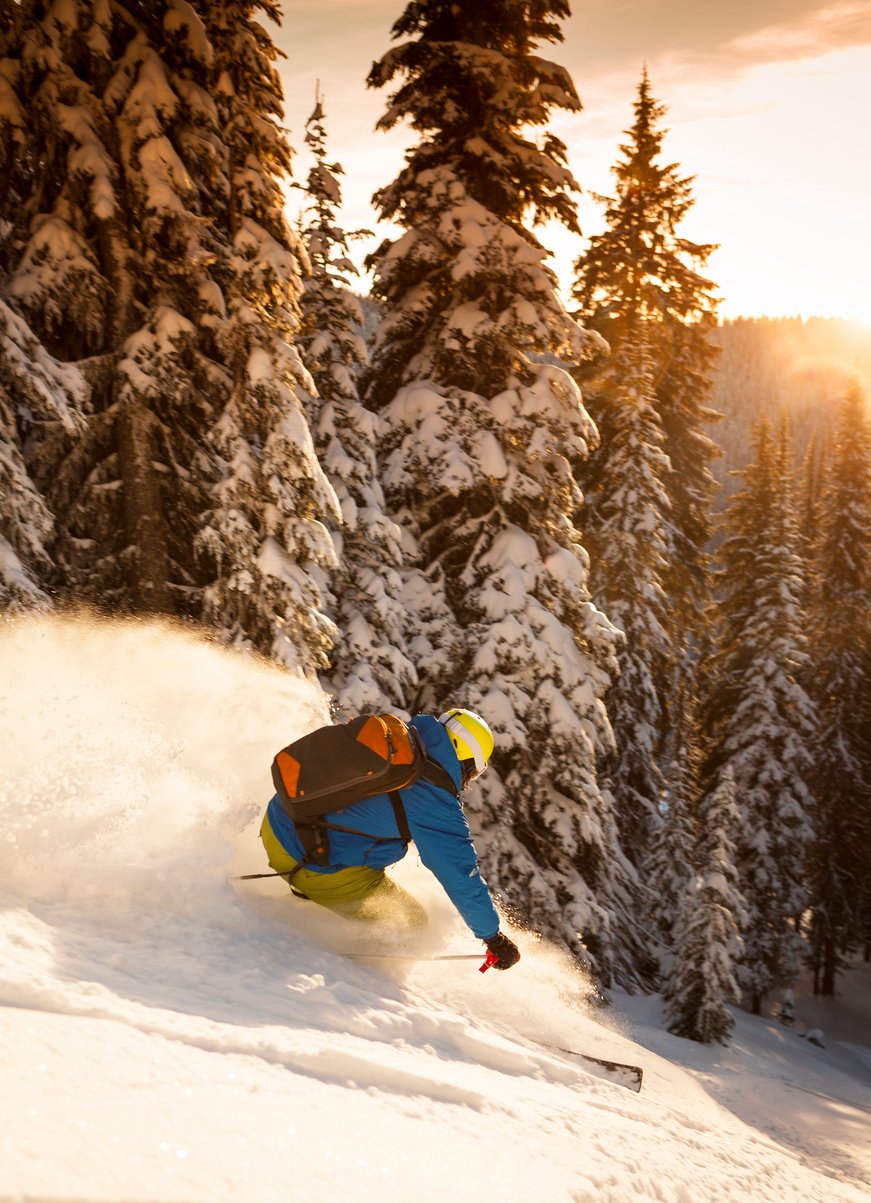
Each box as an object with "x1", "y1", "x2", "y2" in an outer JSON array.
[{"x1": 1, "y1": 615, "x2": 869, "y2": 1203}]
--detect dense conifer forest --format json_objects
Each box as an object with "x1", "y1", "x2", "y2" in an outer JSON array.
[{"x1": 1, "y1": 0, "x2": 869, "y2": 1038}]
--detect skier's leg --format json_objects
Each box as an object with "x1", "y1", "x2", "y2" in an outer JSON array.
[
  {"x1": 260, "y1": 814, "x2": 427, "y2": 929},
  {"x1": 352, "y1": 875, "x2": 429, "y2": 930}
]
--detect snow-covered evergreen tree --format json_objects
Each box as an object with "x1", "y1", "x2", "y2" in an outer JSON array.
[
  {"x1": 807, "y1": 384, "x2": 871, "y2": 993},
  {"x1": 710, "y1": 317, "x2": 865, "y2": 501},
  {"x1": 656, "y1": 319, "x2": 721, "y2": 654},
  {"x1": 365, "y1": 0, "x2": 628, "y2": 981},
  {"x1": 571, "y1": 74, "x2": 722, "y2": 985},
  {"x1": 1, "y1": 1, "x2": 335, "y2": 670},
  {"x1": 797, "y1": 429, "x2": 827, "y2": 572},
  {"x1": 192, "y1": 2, "x2": 338, "y2": 671},
  {"x1": 572, "y1": 70, "x2": 721, "y2": 779},
  {"x1": 701, "y1": 417, "x2": 816, "y2": 1012},
  {"x1": 0, "y1": 300, "x2": 86, "y2": 607},
  {"x1": 580, "y1": 327, "x2": 671, "y2": 888},
  {"x1": 572, "y1": 325, "x2": 673, "y2": 985},
  {"x1": 298, "y1": 92, "x2": 415, "y2": 711},
  {"x1": 0, "y1": 11, "x2": 89, "y2": 608},
  {"x1": 2, "y1": 0, "x2": 211, "y2": 610},
  {"x1": 663, "y1": 765, "x2": 745, "y2": 1045},
  {"x1": 647, "y1": 683, "x2": 701, "y2": 948}
]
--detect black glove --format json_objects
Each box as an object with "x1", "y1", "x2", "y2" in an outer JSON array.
[{"x1": 484, "y1": 931, "x2": 520, "y2": 970}]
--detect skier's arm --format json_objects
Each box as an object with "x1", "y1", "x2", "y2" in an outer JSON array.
[{"x1": 405, "y1": 789, "x2": 501, "y2": 940}]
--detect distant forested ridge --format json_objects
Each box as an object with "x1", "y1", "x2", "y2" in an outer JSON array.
[{"x1": 710, "y1": 316, "x2": 871, "y2": 496}]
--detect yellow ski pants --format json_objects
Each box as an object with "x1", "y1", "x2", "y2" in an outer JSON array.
[{"x1": 260, "y1": 813, "x2": 427, "y2": 929}]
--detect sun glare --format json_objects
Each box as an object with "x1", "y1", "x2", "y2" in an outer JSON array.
[
  {"x1": 652, "y1": 44, "x2": 871, "y2": 325},
  {"x1": 529, "y1": 43, "x2": 871, "y2": 328},
  {"x1": 284, "y1": 20, "x2": 871, "y2": 329}
]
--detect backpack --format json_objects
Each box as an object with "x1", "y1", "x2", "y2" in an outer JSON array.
[{"x1": 271, "y1": 713, "x2": 455, "y2": 866}]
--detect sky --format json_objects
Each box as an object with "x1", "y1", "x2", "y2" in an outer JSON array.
[
  {"x1": 2, "y1": 613, "x2": 870, "y2": 1203},
  {"x1": 275, "y1": 1, "x2": 871, "y2": 325}
]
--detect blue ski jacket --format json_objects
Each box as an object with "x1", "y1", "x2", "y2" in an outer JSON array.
[{"x1": 265, "y1": 714, "x2": 501, "y2": 940}]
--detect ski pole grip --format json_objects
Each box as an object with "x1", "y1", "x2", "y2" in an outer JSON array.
[{"x1": 480, "y1": 949, "x2": 501, "y2": 973}]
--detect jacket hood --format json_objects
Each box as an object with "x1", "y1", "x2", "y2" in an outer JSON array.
[{"x1": 411, "y1": 714, "x2": 462, "y2": 793}]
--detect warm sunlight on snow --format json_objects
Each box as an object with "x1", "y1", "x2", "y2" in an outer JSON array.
[
  {"x1": 1, "y1": 615, "x2": 869, "y2": 1203},
  {"x1": 2, "y1": 2, "x2": 870, "y2": 1197}
]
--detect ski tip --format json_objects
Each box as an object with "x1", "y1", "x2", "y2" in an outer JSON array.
[
  {"x1": 624, "y1": 1066, "x2": 644, "y2": 1092},
  {"x1": 556, "y1": 1047, "x2": 644, "y2": 1092}
]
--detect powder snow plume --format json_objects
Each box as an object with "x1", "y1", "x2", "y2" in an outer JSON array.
[
  {"x1": 0, "y1": 610, "x2": 596, "y2": 1020},
  {"x1": 0, "y1": 611, "x2": 328, "y2": 915},
  {"x1": 0, "y1": 612, "x2": 540, "y2": 943}
]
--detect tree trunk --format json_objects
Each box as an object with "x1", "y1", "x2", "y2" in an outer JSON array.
[
  {"x1": 819, "y1": 936, "x2": 837, "y2": 996},
  {"x1": 116, "y1": 400, "x2": 171, "y2": 613}
]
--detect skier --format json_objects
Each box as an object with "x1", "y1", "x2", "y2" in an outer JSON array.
[{"x1": 259, "y1": 708, "x2": 521, "y2": 969}]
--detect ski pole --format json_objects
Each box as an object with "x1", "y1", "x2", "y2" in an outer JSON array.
[
  {"x1": 234, "y1": 870, "x2": 301, "y2": 880},
  {"x1": 344, "y1": 952, "x2": 481, "y2": 961},
  {"x1": 345, "y1": 952, "x2": 498, "y2": 972}
]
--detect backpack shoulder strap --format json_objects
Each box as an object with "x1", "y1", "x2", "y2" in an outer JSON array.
[
  {"x1": 388, "y1": 791, "x2": 412, "y2": 842},
  {"x1": 385, "y1": 756, "x2": 456, "y2": 848},
  {"x1": 402, "y1": 720, "x2": 457, "y2": 795},
  {"x1": 421, "y1": 757, "x2": 458, "y2": 795}
]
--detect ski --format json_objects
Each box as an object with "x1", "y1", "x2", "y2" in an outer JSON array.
[
  {"x1": 343, "y1": 950, "x2": 502, "y2": 972},
  {"x1": 545, "y1": 1044, "x2": 643, "y2": 1093}
]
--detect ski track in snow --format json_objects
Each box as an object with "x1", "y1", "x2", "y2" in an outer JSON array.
[{"x1": 1, "y1": 614, "x2": 870, "y2": 1203}]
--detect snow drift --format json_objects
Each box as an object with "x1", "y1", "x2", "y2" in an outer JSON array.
[{"x1": 1, "y1": 613, "x2": 869, "y2": 1203}]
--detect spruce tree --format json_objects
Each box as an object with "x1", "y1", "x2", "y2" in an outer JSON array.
[
  {"x1": 807, "y1": 384, "x2": 871, "y2": 993},
  {"x1": 298, "y1": 92, "x2": 415, "y2": 710},
  {"x1": 579, "y1": 323, "x2": 671, "y2": 883},
  {"x1": 647, "y1": 683, "x2": 701, "y2": 947},
  {"x1": 365, "y1": 0, "x2": 628, "y2": 981},
  {"x1": 572, "y1": 70, "x2": 721, "y2": 790},
  {"x1": 1, "y1": 1, "x2": 335, "y2": 670},
  {"x1": 663, "y1": 764, "x2": 745, "y2": 1045},
  {"x1": 2, "y1": 0, "x2": 217, "y2": 611},
  {"x1": 0, "y1": 9, "x2": 87, "y2": 607},
  {"x1": 0, "y1": 300, "x2": 86, "y2": 607},
  {"x1": 657, "y1": 320, "x2": 721, "y2": 654},
  {"x1": 192, "y1": 2, "x2": 339, "y2": 670},
  {"x1": 573, "y1": 323, "x2": 673, "y2": 985},
  {"x1": 701, "y1": 417, "x2": 816, "y2": 1013},
  {"x1": 797, "y1": 429, "x2": 827, "y2": 570}
]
